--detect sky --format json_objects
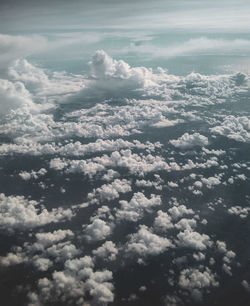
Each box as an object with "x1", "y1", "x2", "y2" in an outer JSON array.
[
  {"x1": 1, "y1": 0, "x2": 250, "y2": 32},
  {"x1": 0, "y1": 1, "x2": 250, "y2": 306},
  {"x1": 1, "y1": 0, "x2": 250, "y2": 75}
]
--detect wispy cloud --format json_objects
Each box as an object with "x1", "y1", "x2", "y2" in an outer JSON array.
[{"x1": 117, "y1": 37, "x2": 250, "y2": 58}]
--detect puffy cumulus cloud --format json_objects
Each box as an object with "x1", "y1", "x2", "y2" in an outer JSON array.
[
  {"x1": 170, "y1": 133, "x2": 208, "y2": 149},
  {"x1": 88, "y1": 179, "x2": 132, "y2": 203},
  {"x1": 8, "y1": 59, "x2": 49, "y2": 90},
  {"x1": 19, "y1": 168, "x2": 47, "y2": 180},
  {"x1": 8, "y1": 58, "x2": 85, "y2": 100},
  {"x1": 211, "y1": 115, "x2": 250, "y2": 143},
  {"x1": 45, "y1": 242, "x2": 80, "y2": 262},
  {"x1": 201, "y1": 176, "x2": 221, "y2": 189},
  {"x1": 179, "y1": 267, "x2": 219, "y2": 302},
  {"x1": 34, "y1": 229, "x2": 74, "y2": 250},
  {"x1": 175, "y1": 218, "x2": 197, "y2": 231},
  {"x1": 0, "y1": 79, "x2": 37, "y2": 115},
  {"x1": 33, "y1": 257, "x2": 53, "y2": 272},
  {"x1": 64, "y1": 255, "x2": 94, "y2": 271},
  {"x1": 0, "y1": 138, "x2": 160, "y2": 157},
  {"x1": 228, "y1": 205, "x2": 250, "y2": 219},
  {"x1": 89, "y1": 50, "x2": 160, "y2": 89},
  {"x1": 84, "y1": 219, "x2": 112, "y2": 242},
  {"x1": 202, "y1": 147, "x2": 226, "y2": 156},
  {"x1": 92, "y1": 241, "x2": 118, "y2": 261},
  {"x1": 0, "y1": 109, "x2": 57, "y2": 144},
  {"x1": 60, "y1": 149, "x2": 177, "y2": 178},
  {"x1": 0, "y1": 193, "x2": 74, "y2": 232},
  {"x1": 87, "y1": 50, "x2": 247, "y2": 103},
  {"x1": 168, "y1": 205, "x2": 194, "y2": 221},
  {"x1": 177, "y1": 230, "x2": 212, "y2": 251},
  {"x1": 135, "y1": 174, "x2": 163, "y2": 190},
  {"x1": 178, "y1": 71, "x2": 248, "y2": 102},
  {"x1": 0, "y1": 229, "x2": 76, "y2": 270},
  {"x1": 28, "y1": 255, "x2": 114, "y2": 306},
  {"x1": 153, "y1": 210, "x2": 174, "y2": 232},
  {"x1": 193, "y1": 252, "x2": 205, "y2": 262},
  {"x1": 0, "y1": 248, "x2": 28, "y2": 267},
  {"x1": 126, "y1": 225, "x2": 173, "y2": 257},
  {"x1": 90, "y1": 206, "x2": 112, "y2": 222},
  {"x1": 28, "y1": 269, "x2": 114, "y2": 306},
  {"x1": 116, "y1": 192, "x2": 161, "y2": 222},
  {"x1": 181, "y1": 157, "x2": 219, "y2": 171},
  {"x1": 216, "y1": 240, "x2": 227, "y2": 253}
]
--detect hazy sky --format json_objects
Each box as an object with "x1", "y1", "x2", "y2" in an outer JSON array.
[
  {"x1": 1, "y1": 0, "x2": 250, "y2": 33},
  {"x1": 1, "y1": 0, "x2": 250, "y2": 75}
]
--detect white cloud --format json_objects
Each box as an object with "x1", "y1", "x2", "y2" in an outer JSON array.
[
  {"x1": 84, "y1": 219, "x2": 112, "y2": 242},
  {"x1": 0, "y1": 193, "x2": 74, "y2": 232},
  {"x1": 211, "y1": 115, "x2": 250, "y2": 143},
  {"x1": 116, "y1": 192, "x2": 161, "y2": 222},
  {"x1": 168, "y1": 205, "x2": 194, "y2": 221},
  {"x1": 126, "y1": 225, "x2": 173, "y2": 257},
  {"x1": 19, "y1": 168, "x2": 47, "y2": 180},
  {"x1": 45, "y1": 242, "x2": 80, "y2": 262},
  {"x1": 88, "y1": 179, "x2": 132, "y2": 203},
  {"x1": 177, "y1": 230, "x2": 212, "y2": 251},
  {"x1": 0, "y1": 34, "x2": 47, "y2": 69},
  {"x1": 175, "y1": 218, "x2": 197, "y2": 231},
  {"x1": 170, "y1": 133, "x2": 208, "y2": 149},
  {"x1": 92, "y1": 241, "x2": 118, "y2": 261},
  {"x1": 33, "y1": 257, "x2": 53, "y2": 272},
  {"x1": 28, "y1": 253, "x2": 114, "y2": 305},
  {"x1": 228, "y1": 205, "x2": 250, "y2": 219},
  {"x1": 0, "y1": 79, "x2": 36, "y2": 115},
  {"x1": 89, "y1": 49, "x2": 159, "y2": 89},
  {"x1": 0, "y1": 249, "x2": 27, "y2": 267},
  {"x1": 35, "y1": 229, "x2": 74, "y2": 249},
  {"x1": 201, "y1": 176, "x2": 221, "y2": 189},
  {"x1": 179, "y1": 267, "x2": 219, "y2": 302},
  {"x1": 153, "y1": 210, "x2": 174, "y2": 232}
]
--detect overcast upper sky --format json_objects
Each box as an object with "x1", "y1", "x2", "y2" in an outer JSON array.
[{"x1": 1, "y1": 0, "x2": 250, "y2": 33}]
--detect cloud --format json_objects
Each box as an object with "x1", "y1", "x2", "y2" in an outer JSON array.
[
  {"x1": 0, "y1": 34, "x2": 47, "y2": 70},
  {"x1": 211, "y1": 115, "x2": 250, "y2": 143},
  {"x1": 0, "y1": 250, "x2": 28, "y2": 267},
  {"x1": 228, "y1": 205, "x2": 250, "y2": 219},
  {"x1": 122, "y1": 37, "x2": 250, "y2": 58},
  {"x1": 242, "y1": 280, "x2": 250, "y2": 293},
  {"x1": 153, "y1": 210, "x2": 174, "y2": 232},
  {"x1": 126, "y1": 225, "x2": 173, "y2": 257},
  {"x1": 0, "y1": 79, "x2": 37, "y2": 115},
  {"x1": 0, "y1": 193, "x2": 74, "y2": 232},
  {"x1": 116, "y1": 192, "x2": 161, "y2": 222},
  {"x1": 19, "y1": 168, "x2": 47, "y2": 180},
  {"x1": 84, "y1": 219, "x2": 112, "y2": 242},
  {"x1": 33, "y1": 258, "x2": 53, "y2": 272},
  {"x1": 92, "y1": 241, "x2": 118, "y2": 261},
  {"x1": 168, "y1": 205, "x2": 194, "y2": 221},
  {"x1": 87, "y1": 179, "x2": 132, "y2": 203},
  {"x1": 170, "y1": 133, "x2": 208, "y2": 149},
  {"x1": 177, "y1": 230, "x2": 212, "y2": 251},
  {"x1": 34, "y1": 229, "x2": 74, "y2": 249},
  {"x1": 201, "y1": 176, "x2": 221, "y2": 189},
  {"x1": 179, "y1": 267, "x2": 219, "y2": 302},
  {"x1": 28, "y1": 254, "x2": 114, "y2": 305},
  {"x1": 83, "y1": 50, "x2": 168, "y2": 99}
]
